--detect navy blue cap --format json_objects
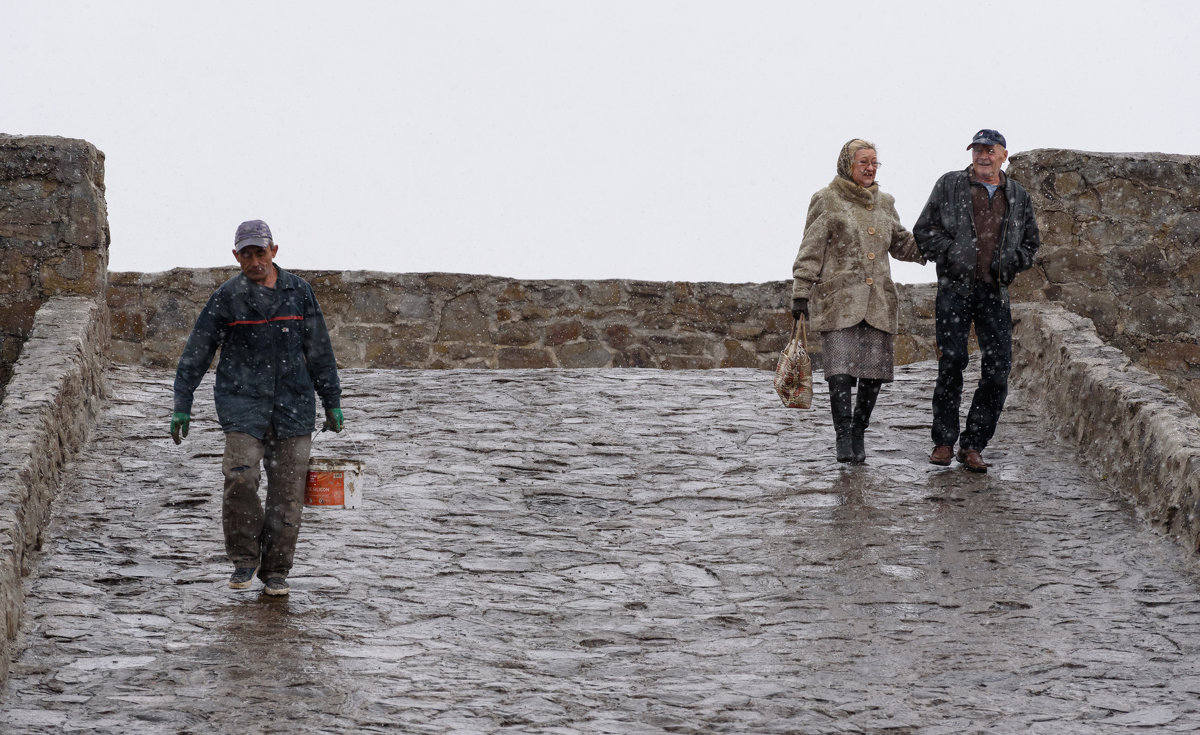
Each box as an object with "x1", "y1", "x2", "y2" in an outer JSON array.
[{"x1": 967, "y1": 129, "x2": 1006, "y2": 150}]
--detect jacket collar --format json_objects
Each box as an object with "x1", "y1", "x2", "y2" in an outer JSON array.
[
  {"x1": 966, "y1": 164, "x2": 1007, "y2": 188},
  {"x1": 830, "y1": 176, "x2": 878, "y2": 207}
]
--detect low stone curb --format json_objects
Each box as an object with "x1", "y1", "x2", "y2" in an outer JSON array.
[
  {"x1": 0, "y1": 296, "x2": 107, "y2": 682},
  {"x1": 1013, "y1": 301, "x2": 1200, "y2": 551}
]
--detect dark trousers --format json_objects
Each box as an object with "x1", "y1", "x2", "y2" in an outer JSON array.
[
  {"x1": 222, "y1": 427, "x2": 313, "y2": 580},
  {"x1": 931, "y1": 281, "x2": 1012, "y2": 451}
]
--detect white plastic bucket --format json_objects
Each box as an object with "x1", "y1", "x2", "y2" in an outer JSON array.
[{"x1": 304, "y1": 457, "x2": 363, "y2": 509}]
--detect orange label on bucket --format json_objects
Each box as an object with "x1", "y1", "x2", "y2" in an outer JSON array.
[{"x1": 305, "y1": 470, "x2": 345, "y2": 506}]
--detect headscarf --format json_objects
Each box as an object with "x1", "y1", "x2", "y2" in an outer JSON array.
[{"x1": 835, "y1": 138, "x2": 877, "y2": 183}]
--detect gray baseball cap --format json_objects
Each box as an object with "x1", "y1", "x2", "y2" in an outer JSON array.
[{"x1": 234, "y1": 219, "x2": 273, "y2": 251}]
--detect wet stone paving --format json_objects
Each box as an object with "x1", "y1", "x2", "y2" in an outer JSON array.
[{"x1": 4, "y1": 363, "x2": 1200, "y2": 734}]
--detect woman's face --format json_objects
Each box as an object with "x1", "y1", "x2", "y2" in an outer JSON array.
[{"x1": 850, "y1": 148, "x2": 879, "y2": 188}]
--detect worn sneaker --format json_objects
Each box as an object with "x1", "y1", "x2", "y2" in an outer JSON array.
[
  {"x1": 263, "y1": 577, "x2": 290, "y2": 596},
  {"x1": 229, "y1": 566, "x2": 258, "y2": 590}
]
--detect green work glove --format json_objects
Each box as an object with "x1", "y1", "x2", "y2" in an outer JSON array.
[
  {"x1": 323, "y1": 407, "x2": 344, "y2": 433},
  {"x1": 170, "y1": 412, "x2": 190, "y2": 445}
]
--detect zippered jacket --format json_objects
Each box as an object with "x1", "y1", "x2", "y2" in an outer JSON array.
[
  {"x1": 173, "y1": 266, "x2": 341, "y2": 439},
  {"x1": 913, "y1": 166, "x2": 1040, "y2": 297}
]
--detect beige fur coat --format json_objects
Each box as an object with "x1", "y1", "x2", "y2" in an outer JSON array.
[{"x1": 791, "y1": 176, "x2": 923, "y2": 333}]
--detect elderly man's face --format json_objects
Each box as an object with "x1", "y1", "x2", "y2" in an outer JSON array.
[
  {"x1": 234, "y1": 243, "x2": 279, "y2": 285},
  {"x1": 971, "y1": 144, "x2": 1008, "y2": 183},
  {"x1": 851, "y1": 148, "x2": 879, "y2": 188}
]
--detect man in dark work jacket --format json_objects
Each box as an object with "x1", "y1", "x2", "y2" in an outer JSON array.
[
  {"x1": 170, "y1": 219, "x2": 343, "y2": 595},
  {"x1": 914, "y1": 130, "x2": 1040, "y2": 473}
]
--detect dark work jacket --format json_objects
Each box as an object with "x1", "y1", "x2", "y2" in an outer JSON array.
[
  {"x1": 173, "y1": 266, "x2": 341, "y2": 439},
  {"x1": 913, "y1": 166, "x2": 1041, "y2": 299}
]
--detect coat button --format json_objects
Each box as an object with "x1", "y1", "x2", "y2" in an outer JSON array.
[
  {"x1": 868, "y1": 227, "x2": 876, "y2": 235},
  {"x1": 867, "y1": 252, "x2": 876, "y2": 260},
  {"x1": 867, "y1": 204, "x2": 874, "y2": 210},
  {"x1": 865, "y1": 277, "x2": 874, "y2": 285}
]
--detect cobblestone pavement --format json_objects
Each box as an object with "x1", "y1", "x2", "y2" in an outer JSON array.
[{"x1": 4, "y1": 363, "x2": 1200, "y2": 734}]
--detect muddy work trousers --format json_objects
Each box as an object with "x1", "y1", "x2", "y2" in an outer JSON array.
[
  {"x1": 222, "y1": 428, "x2": 313, "y2": 581},
  {"x1": 931, "y1": 281, "x2": 1012, "y2": 452}
]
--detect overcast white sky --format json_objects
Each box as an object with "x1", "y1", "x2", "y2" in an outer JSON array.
[{"x1": 3, "y1": 1, "x2": 1197, "y2": 284}]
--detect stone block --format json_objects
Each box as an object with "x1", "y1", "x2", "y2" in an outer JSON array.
[
  {"x1": 755, "y1": 332, "x2": 788, "y2": 354},
  {"x1": 109, "y1": 340, "x2": 144, "y2": 365},
  {"x1": 557, "y1": 341, "x2": 612, "y2": 368},
  {"x1": 1140, "y1": 342, "x2": 1200, "y2": 374},
  {"x1": 1053, "y1": 171, "x2": 1086, "y2": 198},
  {"x1": 347, "y1": 287, "x2": 393, "y2": 323},
  {"x1": 498, "y1": 347, "x2": 555, "y2": 369},
  {"x1": 145, "y1": 295, "x2": 199, "y2": 339},
  {"x1": 423, "y1": 273, "x2": 471, "y2": 292},
  {"x1": 0, "y1": 221, "x2": 55, "y2": 240},
  {"x1": 519, "y1": 304, "x2": 553, "y2": 320},
  {"x1": 729, "y1": 323, "x2": 764, "y2": 339},
  {"x1": 660, "y1": 354, "x2": 714, "y2": 370},
  {"x1": 670, "y1": 302, "x2": 725, "y2": 332},
  {"x1": 365, "y1": 340, "x2": 430, "y2": 368},
  {"x1": 0, "y1": 298, "x2": 41, "y2": 338},
  {"x1": 1094, "y1": 178, "x2": 1146, "y2": 218},
  {"x1": 647, "y1": 333, "x2": 710, "y2": 356},
  {"x1": 586, "y1": 281, "x2": 621, "y2": 306},
  {"x1": 0, "y1": 253, "x2": 33, "y2": 296},
  {"x1": 1042, "y1": 249, "x2": 1108, "y2": 288},
  {"x1": 497, "y1": 283, "x2": 527, "y2": 302},
  {"x1": 63, "y1": 193, "x2": 108, "y2": 248},
  {"x1": 497, "y1": 322, "x2": 540, "y2": 347},
  {"x1": 614, "y1": 344, "x2": 656, "y2": 368},
  {"x1": 543, "y1": 321, "x2": 583, "y2": 347},
  {"x1": 1128, "y1": 294, "x2": 1194, "y2": 337},
  {"x1": 703, "y1": 294, "x2": 746, "y2": 320},
  {"x1": 719, "y1": 339, "x2": 758, "y2": 368},
  {"x1": 639, "y1": 311, "x2": 676, "y2": 330},
  {"x1": 387, "y1": 292, "x2": 433, "y2": 320},
  {"x1": 437, "y1": 292, "x2": 491, "y2": 343},
  {"x1": 38, "y1": 248, "x2": 106, "y2": 298},
  {"x1": 109, "y1": 308, "x2": 146, "y2": 342},
  {"x1": 604, "y1": 324, "x2": 635, "y2": 350},
  {"x1": 339, "y1": 325, "x2": 395, "y2": 347},
  {"x1": 0, "y1": 197, "x2": 54, "y2": 227},
  {"x1": 440, "y1": 342, "x2": 496, "y2": 361}
]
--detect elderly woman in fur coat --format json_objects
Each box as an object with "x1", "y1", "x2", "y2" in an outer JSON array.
[{"x1": 790, "y1": 138, "x2": 924, "y2": 464}]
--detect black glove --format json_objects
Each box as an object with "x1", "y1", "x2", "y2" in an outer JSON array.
[{"x1": 790, "y1": 298, "x2": 809, "y2": 320}]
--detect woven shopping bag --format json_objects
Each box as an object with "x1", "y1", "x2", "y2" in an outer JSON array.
[{"x1": 773, "y1": 317, "x2": 813, "y2": 409}]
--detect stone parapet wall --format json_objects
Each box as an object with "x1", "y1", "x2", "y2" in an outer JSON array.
[
  {"x1": 0, "y1": 135, "x2": 110, "y2": 397},
  {"x1": 1012, "y1": 302, "x2": 1200, "y2": 552},
  {"x1": 0, "y1": 297, "x2": 108, "y2": 682},
  {"x1": 108, "y1": 269, "x2": 940, "y2": 373},
  {"x1": 1008, "y1": 149, "x2": 1200, "y2": 413}
]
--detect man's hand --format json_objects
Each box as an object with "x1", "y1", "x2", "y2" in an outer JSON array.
[
  {"x1": 323, "y1": 407, "x2": 344, "y2": 433},
  {"x1": 791, "y1": 298, "x2": 809, "y2": 320},
  {"x1": 170, "y1": 412, "x2": 190, "y2": 444}
]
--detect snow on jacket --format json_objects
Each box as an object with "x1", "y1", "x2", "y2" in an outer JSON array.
[
  {"x1": 791, "y1": 176, "x2": 923, "y2": 334},
  {"x1": 173, "y1": 266, "x2": 341, "y2": 439},
  {"x1": 913, "y1": 166, "x2": 1041, "y2": 297}
]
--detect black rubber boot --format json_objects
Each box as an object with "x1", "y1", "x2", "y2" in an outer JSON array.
[
  {"x1": 850, "y1": 378, "x2": 883, "y2": 464},
  {"x1": 828, "y1": 374, "x2": 855, "y2": 463}
]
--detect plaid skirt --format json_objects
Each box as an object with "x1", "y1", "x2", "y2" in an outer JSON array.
[{"x1": 820, "y1": 322, "x2": 895, "y2": 382}]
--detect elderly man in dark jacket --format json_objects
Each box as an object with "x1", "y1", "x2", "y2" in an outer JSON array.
[
  {"x1": 171, "y1": 219, "x2": 343, "y2": 595},
  {"x1": 914, "y1": 130, "x2": 1040, "y2": 473}
]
